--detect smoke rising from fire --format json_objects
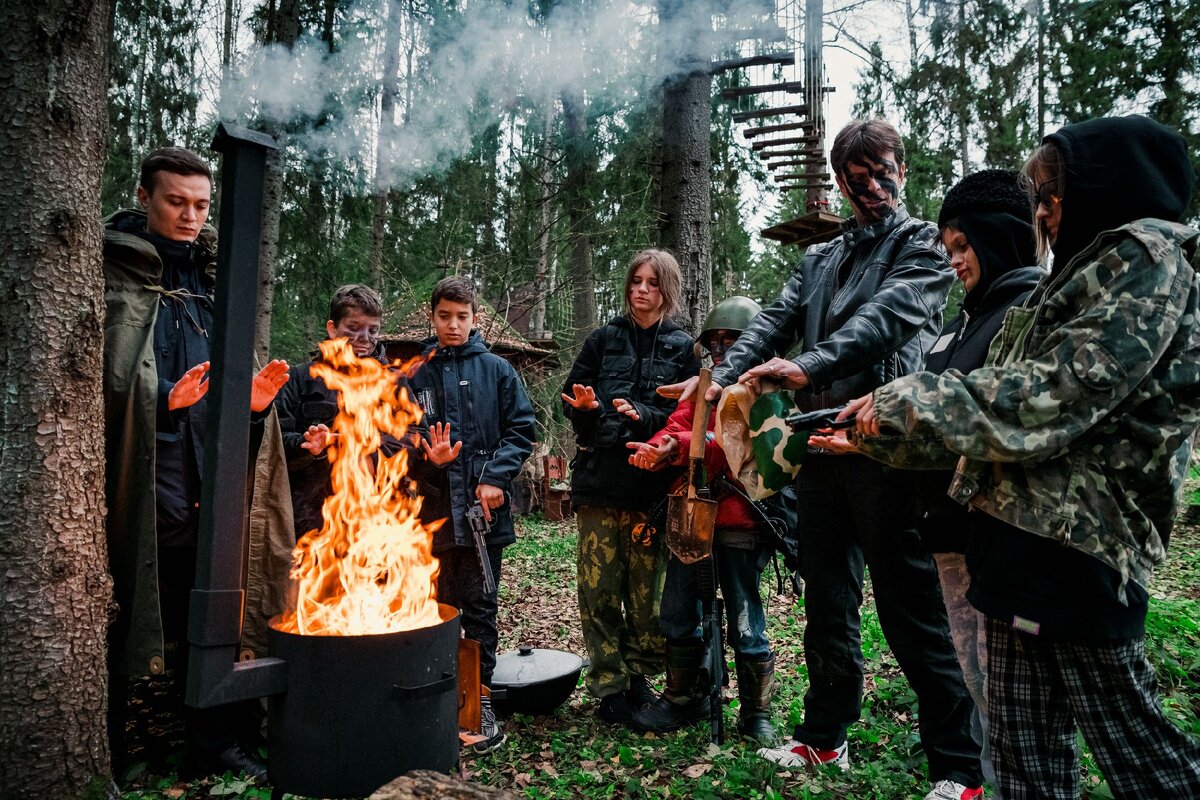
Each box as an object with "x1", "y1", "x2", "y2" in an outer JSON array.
[{"x1": 219, "y1": 0, "x2": 787, "y2": 189}]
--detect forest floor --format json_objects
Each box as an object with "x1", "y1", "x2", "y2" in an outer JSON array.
[{"x1": 121, "y1": 482, "x2": 1200, "y2": 800}]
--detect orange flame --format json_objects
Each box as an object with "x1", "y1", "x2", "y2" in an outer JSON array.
[{"x1": 276, "y1": 338, "x2": 442, "y2": 636}]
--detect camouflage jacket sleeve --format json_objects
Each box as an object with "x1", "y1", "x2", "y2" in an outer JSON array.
[
  {"x1": 851, "y1": 427, "x2": 961, "y2": 470},
  {"x1": 868, "y1": 234, "x2": 1192, "y2": 463}
]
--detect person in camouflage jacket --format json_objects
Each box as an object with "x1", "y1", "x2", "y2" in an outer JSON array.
[{"x1": 848, "y1": 115, "x2": 1200, "y2": 798}]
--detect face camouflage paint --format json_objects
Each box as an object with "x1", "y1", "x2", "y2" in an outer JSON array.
[{"x1": 838, "y1": 155, "x2": 901, "y2": 222}]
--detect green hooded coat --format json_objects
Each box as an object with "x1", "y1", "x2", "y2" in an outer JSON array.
[{"x1": 103, "y1": 209, "x2": 295, "y2": 677}]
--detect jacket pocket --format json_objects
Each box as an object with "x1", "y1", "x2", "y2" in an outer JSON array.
[
  {"x1": 472, "y1": 451, "x2": 502, "y2": 487},
  {"x1": 600, "y1": 354, "x2": 636, "y2": 384}
]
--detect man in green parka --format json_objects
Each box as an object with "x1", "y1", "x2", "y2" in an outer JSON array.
[{"x1": 103, "y1": 147, "x2": 295, "y2": 782}]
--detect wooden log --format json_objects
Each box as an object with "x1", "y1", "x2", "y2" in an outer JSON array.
[
  {"x1": 756, "y1": 148, "x2": 825, "y2": 159},
  {"x1": 766, "y1": 159, "x2": 827, "y2": 169},
  {"x1": 778, "y1": 183, "x2": 834, "y2": 193},
  {"x1": 774, "y1": 172, "x2": 832, "y2": 181},
  {"x1": 370, "y1": 770, "x2": 517, "y2": 800},
  {"x1": 732, "y1": 104, "x2": 809, "y2": 123}
]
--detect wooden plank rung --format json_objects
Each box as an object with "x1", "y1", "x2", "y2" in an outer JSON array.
[
  {"x1": 721, "y1": 81, "x2": 805, "y2": 99},
  {"x1": 743, "y1": 120, "x2": 816, "y2": 137},
  {"x1": 732, "y1": 104, "x2": 810, "y2": 123}
]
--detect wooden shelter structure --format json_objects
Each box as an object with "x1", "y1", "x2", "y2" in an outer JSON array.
[{"x1": 380, "y1": 300, "x2": 559, "y2": 374}]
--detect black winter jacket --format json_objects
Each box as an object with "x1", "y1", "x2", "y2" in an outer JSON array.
[
  {"x1": 564, "y1": 316, "x2": 700, "y2": 511},
  {"x1": 913, "y1": 266, "x2": 1043, "y2": 553},
  {"x1": 712, "y1": 207, "x2": 954, "y2": 411},
  {"x1": 274, "y1": 344, "x2": 409, "y2": 540},
  {"x1": 408, "y1": 331, "x2": 537, "y2": 552}
]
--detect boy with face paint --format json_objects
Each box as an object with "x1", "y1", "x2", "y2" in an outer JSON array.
[
  {"x1": 274, "y1": 284, "x2": 410, "y2": 541},
  {"x1": 690, "y1": 119, "x2": 983, "y2": 799}
]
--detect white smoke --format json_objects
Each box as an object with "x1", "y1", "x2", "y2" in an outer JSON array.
[{"x1": 219, "y1": 0, "x2": 791, "y2": 189}]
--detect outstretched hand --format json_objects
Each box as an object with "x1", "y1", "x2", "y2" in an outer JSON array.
[
  {"x1": 656, "y1": 375, "x2": 725, "y2": 404},
  {"x1": 420, "y1": 421, "x2": 463, "y2": 466},
  {"x1": 168, "y1": 361, "x2": 210, "y2": 411},
  {"x1": 807, "y1": 430, "x2": 859, "y2": 454},
  {"x1": 251, "y1": 360, "x2": 290, "y2": 412},
  {"x1": 301, "y1": 424, "x2": 335, "y2": 456},
  {"x1": 626, "y1": 439, "x2": 676, "y2": 471},
  {"x1": 561, "y1": 384, "x2": 600, "y2": 410},
  {"x1": 613, "y1": 398, "x2": 640, "y2": 421}
]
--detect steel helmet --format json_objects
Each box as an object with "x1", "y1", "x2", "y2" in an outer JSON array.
[{"x1": 700, "y1": 296, "x2": 762, "y2": 344}]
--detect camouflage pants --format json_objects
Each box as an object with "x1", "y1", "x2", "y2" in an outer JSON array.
[
  {"x1": 576, "y1": 505, "x2": 666, "y2": 697},
  {"x1": 935, "y1": 551, "x2": 997, "y2": 794}
]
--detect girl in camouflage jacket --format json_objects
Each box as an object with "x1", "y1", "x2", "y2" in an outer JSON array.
[{"x1": 848, "y1": 116, "x2": 1200, "y2": 799}]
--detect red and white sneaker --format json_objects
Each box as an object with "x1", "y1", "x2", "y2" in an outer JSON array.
[
  {"x1": 924, "y1": 780, "x2": 984, "y2": 800},
  {"x1": 756, "y1": 739, "x2": 849, "y2": 771}
]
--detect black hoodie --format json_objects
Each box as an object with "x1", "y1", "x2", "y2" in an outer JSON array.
[{"x1": 1045, "y1": 115, "x2": 1196, "y2": 268}]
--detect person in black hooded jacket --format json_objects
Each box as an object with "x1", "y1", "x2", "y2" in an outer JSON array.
[
  {"x1": 408, "y1": 276, "x2": 537, "y2": 754},
  {"x1": 846, "y1": 116, "x2": 1200, "y2": 799},
  {"x1": 562, "y1": 249, "x2": 700, "y2": 725},
  {"x1": 274, "y1": 284, "x2": 416, "y2": 540}
]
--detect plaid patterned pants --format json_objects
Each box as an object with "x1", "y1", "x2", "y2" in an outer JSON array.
[{"x1": 986, "y1": 616, "x2": 1200, "y2": 799}]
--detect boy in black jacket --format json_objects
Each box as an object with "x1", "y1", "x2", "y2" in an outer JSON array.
[
  {"x1": 409, "y1": 276, "x2": 537, "y2": 754},
  {"x1": 275, "y1": 284, "x2": 405, "y2": 539}
]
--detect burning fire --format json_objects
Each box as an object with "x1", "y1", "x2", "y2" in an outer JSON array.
[{"x1": 276, "y1": 338, "x2": 442, "y2": 636}]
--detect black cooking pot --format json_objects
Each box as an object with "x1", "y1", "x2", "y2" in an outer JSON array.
[{"x1": 490, "y1": 645, "x2": 583, "y2": 717}]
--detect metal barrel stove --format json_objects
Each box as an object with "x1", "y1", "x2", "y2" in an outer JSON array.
[{"x1": 267, "y1": 605, "x2": 461, "y2": 798}]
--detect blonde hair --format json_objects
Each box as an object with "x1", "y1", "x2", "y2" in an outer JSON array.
[
  {"x1": 1020, "y1": 142, "x2": 1065, "y2": 266},
  {"x1": 623, "y1": 248, "x2": 682, "y2": 321}
]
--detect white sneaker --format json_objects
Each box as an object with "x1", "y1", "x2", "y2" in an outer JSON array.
[
  {"x1": 756, "y1": 739, "x2": 849, "y2": 771},
  {"x1": 925, "y1": 779, "x2": 984, "y2": 800},
  {"x1": 468, "y1": 694, "x2": 507, "y2": 755}
]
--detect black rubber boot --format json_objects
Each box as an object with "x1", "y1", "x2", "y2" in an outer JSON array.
[
  {"x1": 735, "y1": 653, "x2": 777, "y2": 745},
  {"x1": 631, "y1": 640, "x2": 710, "y2": 733},
  {"x1": 626, "y1": 672, "x2": 657, "y2": 711}
]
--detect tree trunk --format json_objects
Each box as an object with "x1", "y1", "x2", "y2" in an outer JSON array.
[
  {"x1": 956, "y1": 0, "x2": 969, "y2": 176},
  {"x1": 370, "y1": 0, "x2": 404, "y2": 290},
  {"x1": 530, "y1": 101, "x2": 556, "y2": 340},
  {"x1": 658, "y1": 0, "x2": 712, "y2": 335},
  {"x1": 254, "y1": 0, "x2": 301, "y2": 363},
  {"x1": 561, "y1": 89, "x2": 597, "y2": 351},
  {"x1": 0, "y1": 0, "x2": 114, "y2": 795}
]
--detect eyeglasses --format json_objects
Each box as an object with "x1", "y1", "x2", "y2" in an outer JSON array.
[{"x1": 1029, "y1": 176, "x2": 1062, "y2": 211}]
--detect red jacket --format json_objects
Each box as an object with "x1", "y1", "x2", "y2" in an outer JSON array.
[{"x1": 648, "y1": 399, "x2": 757, "y2": 530}]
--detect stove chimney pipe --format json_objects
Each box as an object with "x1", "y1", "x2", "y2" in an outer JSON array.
[{"x1": 185, "y1": 122, "x2": 288, "y2": 708}]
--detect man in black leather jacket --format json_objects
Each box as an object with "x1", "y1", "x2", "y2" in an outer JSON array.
[{"x1": 708, "y1": 120, "x2": 984, "y2": 798}]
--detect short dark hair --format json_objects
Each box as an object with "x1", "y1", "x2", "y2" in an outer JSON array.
[
  {"x1": 139, "y1": 147, "x2": 213, "y2": 194},
  {"x1": 328, "y1": 284, "x2": 384, "y2": 324},
  {"x1": 830, "y1": 119, "x2": 905, "y2": 176},
  {"x1": 431, "y1": 276, "x2": 479, "y2": 312}
]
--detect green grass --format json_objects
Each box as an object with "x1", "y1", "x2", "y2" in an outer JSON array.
[{"x1": 121, "y1": 500, "x2": 1200, "y2": 799}]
